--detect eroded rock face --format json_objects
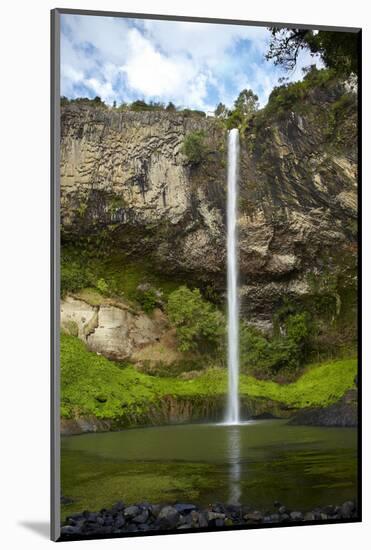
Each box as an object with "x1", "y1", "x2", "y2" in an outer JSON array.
[
  {"x1": 60, "y1": 109, "x2": 225, "y2": 273},
  {"x1": 60, "y1": 82, "x2": 357, "y2": 330},
  {"x1": 61, "y1": 296, "x2": 162, "y2": 361}
]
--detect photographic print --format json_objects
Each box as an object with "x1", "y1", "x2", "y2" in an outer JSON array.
[{"x1": 51, "y1": 9, "x2": 361, "y2": 541}]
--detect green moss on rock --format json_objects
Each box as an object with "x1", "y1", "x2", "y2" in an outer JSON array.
[{"x1": 61, "y1": 334, "x2": 357, "y2": 426}]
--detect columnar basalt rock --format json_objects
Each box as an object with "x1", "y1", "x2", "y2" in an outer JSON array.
[{"x1": 61, "y1": 81, "x2": 357, "y2": 332}]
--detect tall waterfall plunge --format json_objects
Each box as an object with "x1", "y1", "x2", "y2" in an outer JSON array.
[{"x1": 226, "y1": 128, "x2": 240, "y2": 425}]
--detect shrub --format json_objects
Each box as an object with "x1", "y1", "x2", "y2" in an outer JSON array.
[
  {"x1": 117, "y1": 102, "x2": 128, "y2": 111},
  {"x1": 214, "y1": 102, "x2": 228, "y2": 118},
  {"x1": 181, "y1": 131, "x2": 207, "y2": 164},
  {"x1": 96, "y1": 278, "x2": 109, "y2": 295},
  {"x1": 225, "y1": 110, "x2": 244, "y2": 130},
  {"x1": 136, "y1": 287, "x2": 158, "y2": 313},
  {"x1": 60, "y1": 96, "x2": 108, "y2": 109},
  {"x1": 286, "y1": 312, "x2": 310, "y2": 345},
  {"x1": 181, "y1": 108, "x2": 206, "y2": 118},
  {"x1": 166, "y1": 101, "x2": 177, "y2": 112},
  {"x1": 61, "y1": 260, "x2": 93, "y2": 297},
  {"x1": 258, "y1": 67, "x2": 338, "y2": 121},
  {"x1": 130, "y1": 100, "x2": 165, "y2": 112},
  {"x1": 167, "y1": 286, "x2": 224, "y2": 353},
  {"x1": 239, "y1": 323, "x2": 270, "y2": 371},
  {"x1": 240, "y1": 312, "x2": 311, "y2": 377},
  {"x1": 224, "y1": 89, "x2": 259, "y2": 131}
]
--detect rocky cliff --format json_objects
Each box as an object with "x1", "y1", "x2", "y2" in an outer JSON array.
[{"x1": 60, "y1": 78, "x2": 357, "y2": 336}]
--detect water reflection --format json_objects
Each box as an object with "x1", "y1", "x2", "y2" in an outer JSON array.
[
  {"x1": 62, "y1": 421, "x2": 357, "y2": 511},
  {"x1": 227, "y1": 425, "x2": 241, "y2": 505}
]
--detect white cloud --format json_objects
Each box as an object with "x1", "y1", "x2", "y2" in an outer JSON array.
[
  {"x1": 84, "y1": 77, "x2": 115, "y2": 102},
  {"x1": 120, "y1": 29, "x2": 191, "y2": 98},
  {"x1": 142, "y1": 19, "x2": 269, "y2": 64},
  {"x1": 60, "y1": 15, "x2": 324, "y2": 110}
]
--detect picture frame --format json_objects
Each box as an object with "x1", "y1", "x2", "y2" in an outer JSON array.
[{"x1": 51, "y1": 8, "x2": 361, "y2": 542}]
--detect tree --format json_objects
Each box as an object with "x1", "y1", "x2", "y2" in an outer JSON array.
[
  {"x1": 167, "y1": 286, "x2": 224, "y2": 352},
  {"x1": 223, "y1": 89, "x2": 259, "y2": 130},
  {"x1": 266, "y1": 28, "x2": 358, "y2": 77},
  {"x1": 166, "y1": 101, "x2": 177, "y2": 112},
  {"x1": 130, "y1": 100, "x2": 150, "y2": 111},
  {"x1": 214, "y1": 102, "x2": 228, "y2": 118},
  {"x1": 233, "y1": 89, "x2": 259, "y2": 117}
]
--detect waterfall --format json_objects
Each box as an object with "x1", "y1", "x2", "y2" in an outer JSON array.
[{"x1": 226, "y1": 128, "x2": 240, "y2": 425}]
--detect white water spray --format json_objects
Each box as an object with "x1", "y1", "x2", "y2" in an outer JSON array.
[{"x1": 226, "y1": 128, "x2": 240, "y2": 425}]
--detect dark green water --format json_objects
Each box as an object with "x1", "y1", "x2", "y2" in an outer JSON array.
[{"x1": 61, "y1": 420, "x2": 357, "y2": 518}]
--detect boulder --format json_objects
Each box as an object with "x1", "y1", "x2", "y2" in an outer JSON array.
[
  {"x1": 61, "y1": 296, "x2": 162, "y2": 362},
  {"x1": 289, "y1": 390, "x2": 358, "y2": 427},
  {"x1": 158, "y1": 506, "x2": 180, "y2": 528}
]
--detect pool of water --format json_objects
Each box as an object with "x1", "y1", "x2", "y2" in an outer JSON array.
[{"x1": 61, "y1": 420, "x2": 357, "y2": 517}]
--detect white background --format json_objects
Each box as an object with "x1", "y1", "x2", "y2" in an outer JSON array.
[{"x1": 0, "y1": 0, "x2": 369, "y2": 548}]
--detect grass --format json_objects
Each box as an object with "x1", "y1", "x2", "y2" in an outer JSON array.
[
  {"x1": 241, "y1": 359, "x2": 357, "y2": 408},
  {"x1": 61, "y1": 334, "x2": 357, "y2": 422}
]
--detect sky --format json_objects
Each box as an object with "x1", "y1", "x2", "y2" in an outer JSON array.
[{"x1": 61, "y1": 14, "x2": 323, "y2": 111}]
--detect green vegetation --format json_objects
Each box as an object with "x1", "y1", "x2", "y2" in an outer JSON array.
[
  {"x1": 129, "y1": 100, "x2": 167, "y2": 112},
  {"x1": 135, "y1": 286, "x2": 159, "y2": 313},
  {"x1": 326, "y1": 92, "x2": 357, "y2": 145},
  {"x1": 61, "y1": 259, "x2": 94, "y2": 296},
  {"x1": 61, "y1": 95, "x2": 107, "y2": 108},
  {"x1": 266, "y1": 28, "x2": 358, "y2": 77},
  {"x1": 240, "y1": 312, "x2": 310, "y2": 377},
  {"x1": 227, "y1": 89, "x2": 259, "y2": 131},
  {"x1": 214, "y1": 102, "x2": 228, "y2": 119},
  {"x1": 96, "y1": 278, "x2": 109, "y2": 295},
  {"x1": 61, "y1": 96, "x2": 207, "y2": 118},
  {"x1": 181, "y1": 131, "x2": 208, "y2": 164},
  {"x1": 62, "y1": 234, "x2": 356, "y2": 377},
  {"x1": 258, "y1": 66, "x2": 338, "y2": 120},
  {"x1": 180, "y1": 108, "x2": 206, "y2": 118},
  {"x1": 62, "y1": 242, "x2": 355, "y2": 376},
  {"x1": 167, "y1": 286, "x2": 224, "y2": 353},
  {"x1": 138, "y1": 358, "x2": 204, "y2": 378},
  {"x1": 215, "y1": 88, "x2": 259, "y2": 133},
  {"x1": 61, "y1": 334, "x2": 155, "y2": 420},
  {"x1": 61, "y1": 248, "x2": 183, "y2": 304},
  {"x1": 128, "y1": 100, "x2": 206, "y2": 117},
  {"x1": 237, "y1": 292, "x2": 352, "y2": 381},
  {"x1": 240, "y1": 358, "x2": 357, "y2": 409},
  {"x1": 61, "y1": 333, "x2": 356, "y2": 421}
]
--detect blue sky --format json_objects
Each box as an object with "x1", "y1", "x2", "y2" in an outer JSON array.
[{"x1": 61, "y1": 14, "x2": 322, "y2": 110}]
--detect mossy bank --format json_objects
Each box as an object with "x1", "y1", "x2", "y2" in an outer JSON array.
[{"x1": 61, "y1": 334, "x2": 357, "y2": 434}]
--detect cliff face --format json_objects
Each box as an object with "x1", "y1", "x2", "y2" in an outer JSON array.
[
  {"x1": 61, "y1": 109, "x2": 226, "y2": 276},
  {"x1": 60, "y1": 80, "x2": 357, "y2": 333}
]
